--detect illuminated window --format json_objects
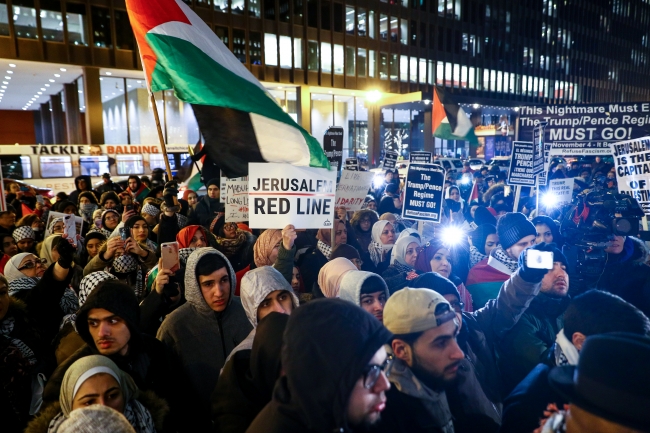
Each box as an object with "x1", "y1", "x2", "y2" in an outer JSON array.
[
  {"x1": 321, "y1": 42, "x2": 332, "y2": 73},
  {"x1": 264, "y1": 33, "x2": 278, "y2": 66},
  {"x1": 40, "y1": 156, "x2": 73, "y2": 178},
  {"x1": 334, "y1": 44, "x2": 344, "y2": 74}
]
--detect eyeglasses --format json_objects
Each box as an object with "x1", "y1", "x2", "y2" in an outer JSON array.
[
  {"x1": 363, "y1": 356, "x2": 393, "y2": 389},
  {"x1": 104, "y1": 215, "x2": 119, "y2": 222},
  {"x1": 449, "y1": 301, "x2": 465, "y2": 313},
  {"x1": 18, "y1": 258, "x2": 47, "y2": 270}
]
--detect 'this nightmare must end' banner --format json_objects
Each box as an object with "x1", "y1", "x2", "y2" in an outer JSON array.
[
  {"x1": 518, "y1": 103, "x2": 650, "y2": 156},
  {"x1": 612, "y1": 137, "x2": 650, "y2": 215},
  {"x1": 248, "y1": 163, "x2": 337, "y2": 228}
]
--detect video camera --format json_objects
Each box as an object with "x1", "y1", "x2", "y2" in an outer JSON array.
[{"x1": 560, "y1": 190, "x2": 644, "y2": 291}]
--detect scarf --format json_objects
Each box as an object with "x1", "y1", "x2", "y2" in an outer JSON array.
[
  {"x1": 369, "y1": 220, "x2": 395, "y2": 266},
  {"x1": 87, "y1": 226, "x2": 112, "y2": 239},
  {"x1": 79, "y1": 203, "x2": 98, "y2": 223},
  {"x1": 391, "y1": 236, "x2": 421, "y2": 265},
  {"x1": 12, "y1": 226, "x2": 35, "y2": 243},
  {"x1": 317, "y1": 240, "x2": 332, "y2": 259},
  {"x1": 469, "y1": 245, "x2": 487, "y2": 268},
  {"x1": 216, "y1": 230, "x2": 247, "y2": 257},
  {"x1": 0, "y1": 315, "x2": 37, "y2": 367},
  {"x1": 554, "y1": 329, "x2": 580, "y2": 366},
  {"x1": 8, "y1": 277, "x2": 79, "y2": 315},
  {"x1": 48, "y1": 399, "x2": 156, "y2": 433},
  {"x1": 110, "y1": 254, "x2": 145, "y2": 301},
  {"x1": 317, "y1": 257, "x2": 357, "y2": 298},
  {"x1": 253, "y1": 229, "x2": 283, "y2": 267},
  {"x1": 491, "y1": 246, "x2": 519, "y2": 274}
]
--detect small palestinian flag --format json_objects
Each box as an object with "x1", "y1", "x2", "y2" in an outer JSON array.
[
  {"x1": 432, "y1": 87, "x2": 478, "y2": 144},
  {"x1": 125, "y1": 0, "x2": 330, "y2": 179}
]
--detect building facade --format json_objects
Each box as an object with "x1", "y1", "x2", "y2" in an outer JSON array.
[{"x1": 1, "y1": 0, "x2": 650, "y2": 165}]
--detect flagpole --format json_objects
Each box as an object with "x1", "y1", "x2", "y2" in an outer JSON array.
[{"x1": 149, "y1": 92, "x2": 174, "y2": 181}]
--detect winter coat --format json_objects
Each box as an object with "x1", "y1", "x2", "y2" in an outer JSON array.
[
  {"x1": 68, "y1": 175, "x2": 96, "y2": 205},
  {"x1": 188, "y1": 194, "x2": 225, "y2": 228},
  {"x1": 157, "y1": 248, "x2": 252, "y2": 430},
  {"x1": 382, "y1": 264, "x2": 421, "y2": 294},
  {"x1": 246, "y1": 298, "x2": 392, "y2": 433},
  {"x1": 498, "y1": 293, "x2": 570, "y2": 393},
  {"x1": 597, "y1": 236, "x2": 650, "y2": 317},
  {"x1": 466, "y1": 256, "x2": 511, "y2": 310},
  {"x1": 298, "y1": 247, "x2": 328, "y2": 295},
  {"x1": 24, "y1": 389, "x2": 168, "y2": 433},
  {"x1": 96, "y1": 180, "x2": 123, "y2": 195}
]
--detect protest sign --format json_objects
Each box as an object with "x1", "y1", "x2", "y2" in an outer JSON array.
[
  {"x1": 612, "y1": 136, "x2": 650, "y2": 214},
  {"x1": 225, "y1": 177, "x2": 249, "y2": 222},
  {"x1": 533, "y1": 122, "x2": 546, "y2": 174},
  {"x1": 345, "y1": 157, "x2": 359, "y2": 171},
  {"x1": 220, "y1": 171, "x2": 227, "y2": 203},
  {"x1": 548, "y1": 178, "x2": 575, "y2": 206},
  {"x1": 324, "y1": 127, "x2": 344, "y2": 171},
  {"x1": 507, "y1": 141, "x2": 536, "y2": 186},
  {"x1": 335, "y1": 170, "x2": 375, "y2": 212},
  {"x1": 409, "y1": 151, "x2": 432, "y2": 164},
  {"x1": 382, "y1": 150, "x2": 399, "y2": 169},
  {"x1": 44, "y1": 211, "x2": 84, "y2": 238},
  {"x1": 518, "y1": 102, "x2": 650, "y2": 156},
  {"x1": 401, "y1": 164, "x2": 445, "y2": 223},
  {"x1": 248, "y1": 163, "x2": 337, "y2": 228}
]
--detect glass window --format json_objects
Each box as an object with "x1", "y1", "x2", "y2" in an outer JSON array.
[
  {"x1": 437, "y1": 61, "x2": 444, "y2": 85},
  {"x1": 66, "y1": 3, "x2": 87, "y2": 45},
  {"x1": 307, "y1": 0, "x2": 317, "y2": 27},
  {"x1": 294, "y1": 38, "x2": 302, "y2": 68},
  {"x1": 445, "y1": 62, "x2": 451, "y2": 86},
  {"x1": 116, "y1": 155, "x2": 144, "y2": 175},
  {"x1": 346, "y1": 6, "x2": 355, "y2": 34},
  {"x1": 428, "y1": 60, "x2": 434, "y2": 85},
  {"x1": 400, "y1": 55, "x2": 408, "y2": 81},
  {"x1": 379, "y1": 14, "x2": 388, "y2": 41},
  {"x1": 368, "y1": 11, "x2": 375, "y2": 38},
  {"x1": 357, "y1": 48, "x2": 366, "y2": 77},
  {"x1": 308, "y1": 40, "x2": 319, "y2": 70},
  {"x1": 39, "y1": 0, "x2": 64, "y2": 42},
  {"x1": 294, "y1": 0, "x2": 303, "y2": 20},
  {"x1": 21, "y1": 156, "x2": 32, "y2": 179},
  {"x1": 333, "y1": 3, "x2": 343, "y2": 32},
  {"x1": 40, "y1": 156, "x2": 72, "y2": 178},
  {"x1": 149, "y1": 154, "x2": 175, "y2": 171},
  {"x1": 249, "y1": 0, "x2": 261, "y2": 17},
  {"x1": 409, "y1": 57, "x2": 417, "y2": 82},
  {"x1": 400, "y1": 19, "x2": 408, "y2": 44},
  {"x1": 410, "y1": 20, "x2": 417, "y2": 46},
  {"x1": 91, "y1": 6, "x2": 112, "y2": 48},
  {"x1": 101, "y1": 77, "x2": 128, "y2": 144},
  {"x1": 215, "y1": 0, "x2": 228, "y2": 13},
  {"x1": 215, "y1": 26, "x2": 229, "y2": 46},
  {"x1": 345, "y1": 46, "x2": 355, "y2": 75},
  {"x1": 0, "y1": 2, "x2": 9, "y2": 36},
  {"x1": 322, "y1": 1, "x2": 331, "y2": 29},
  {"x1": 80, "y1": 156, "x2": 109, "y2": 177},
  {"x1": 357, "y1": 8, "x2": 366, "y2": 36},
  {"x1": 369, "y1": 50, "x2": 375, "y2": 77},
  {"x1": 115, "y1": 10, "x2": 134, "y2": 50},
  {"x1": 389, "y1": 54, "x2": 398, "y2": 80},
  {"x1": 333, "y1": 44, "x2": 344, "y2": 74},
  {"x1": 250, "y1": 32, "x2": 262, "y2": 65},
  {"x1": 461, "y1": 65, "x2": 467, "y2": 88},
  {"x1": 279, "y1": 35, "x2": 292, "y2": 68},
  {"x1": 390, "y1": 17, "x2": 398, "y2": 42},
  {"x1": 279, "y1": 0, "x2": 290, "y2": 21},
  {"x1": 264, "y1": 33, "x2": 278, "y2": 65},
  {"x1": 232, "y1": 0, "x2": 245, "y2": 14},
  {"x1": 13, "y1": 0, "x2": 38, "y2": 39},
  {"x1": 321, "y1": 42, "x2": 332, "y2": 73},
  {"x1": 163, "y1": 90, "x2": 200, "y2": 145},
  {"x1": 233, "y1": 29, "x2": 246, "y2": 63},
  {"x1": 379, "y1": 52, "x2": 388, "y2": 79},
  {"x1": 419, "y1": 58, "x2": 426, "y2": 83}
]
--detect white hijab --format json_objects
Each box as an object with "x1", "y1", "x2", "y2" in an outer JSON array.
[
  {"x1": 390, "y1": 236, "x2": 421, "y2": 265},
  {"x1": 4, "y1": 252, "x2": 34, "y2": 282},
  {"x1": 371, "y1": 220, "x2": 394, "y2": 251}
]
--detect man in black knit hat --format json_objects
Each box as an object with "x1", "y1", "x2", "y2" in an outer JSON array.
[{"x1": 188, "y1": 177, "x2": 225, "y2": 227}]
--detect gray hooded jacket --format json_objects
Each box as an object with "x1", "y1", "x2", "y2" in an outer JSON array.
[
  {"x1": 156, "y1": 248, "x2": 251, "y2": 407},
  {"x1": 339, "y1": 271, "x2": 389, "y2": 307}
]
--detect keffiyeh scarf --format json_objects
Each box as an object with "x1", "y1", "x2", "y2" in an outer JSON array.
[
  {"x1": 87, "y1": 226, "x2": 112, "y2": 239},
  {"x1": 13, "y1": 226, "x2": 35, "y2": 243},
  {"x1": 554, "y1": 329, "x2": 580, "y2": 367},
  {"x1": 216, "y1": 230, "x2": 247, "y2": 257},
  {"x1": 1, "y1": 315, "x2": 37, "y2": 367},
  {"x1": 317, "y1": 240, "x2": 332, "y2": 260},
  {"x1": 110, "y1": 254, "x2": 145, "y2": 301},
  {"x1": 48, "y1": 399, "x2": 156, "y2": 433},
  {"x1": 469, "y1": 245, "x2": 487, "y2": 268},
  {"x1": 491, "y1": 246, "x2": 519, "y2": 274},
  {"x1": 369, "y1": 242, "x2": 393, "y2": 266}
]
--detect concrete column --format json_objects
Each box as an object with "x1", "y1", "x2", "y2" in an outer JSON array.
[
  {"x1": 83, "y1": 66, "x2": 104, "y2": 144},
  {"x1": 367, "y1": 103, "x2": 381, "y2": 168},
  {"x1": 50, "y1": 93, "x2": 67, "y2": 144},
  {"x1": 296, "y1": 85, "x2": 311, "y2": 133},
  {"x1": 64, "y1": 82, "x2": 83, "y2": 144},
  {"x1": 423, "y1": 110, "x2": 433, "y2": 153},
  {"x1": 39, "y1": 103, "x2": 53, "y2": 144}
]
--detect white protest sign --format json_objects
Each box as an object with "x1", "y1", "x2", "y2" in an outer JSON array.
[
  {"x1": 248, "y1": 163, "x2": 337, "y2": 228},
  {"x1": 225, "y1": 177, "x2": 249, "y2": 222},
  {"x1": 44, "y1": 211, "x2": 84, "y2": 238},
  {"x1": 612, "y1": 136, "x2": 650, "y2": 215},
  {"x1": 548, "y1": 178, "x2": 575, "y2": 206},
  {"x1": 335, "y1": 170, "x2": 375, "y2": 212}
]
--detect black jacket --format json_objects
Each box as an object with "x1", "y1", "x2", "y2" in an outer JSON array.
[
  {"x1": 96, "y1": 180, "x2": 124, "y2": 195},
  {"x1": 297, "y1": 247, "x2": 328, "y2": 295},
  {"x1": 188, "y1": 194, "x2": 225, "y2": 228},
  {"x1": 68, "y1": 175, "x2": 96, "y2": 205}
]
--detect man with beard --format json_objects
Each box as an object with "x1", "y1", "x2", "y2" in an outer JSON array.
[{"x1": 376, "y1": 288, "x2": 462, "y2": 433}]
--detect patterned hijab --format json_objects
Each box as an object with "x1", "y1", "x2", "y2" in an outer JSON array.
[{"x1": 253, "y1": 229, "x2": 283, "y2": 267}]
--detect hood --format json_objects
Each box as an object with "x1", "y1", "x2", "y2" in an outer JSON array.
[
  {"x1": 612, "y1": 236, "x2": 650, "y2": 264},
  {"x1": 277, "y1": 298, "x2": 392, "y2": 432},
  {"x1": 339, "y1": 271, "x2": 388, "y2": 307},
  {"x1": 74, "y1": 175, "x2": 92, "y2": 192},
  {"x1": 184, "y1": 247, "x2": 236, "y2": 315},
  {"x1": 240, "y1": 266, "x2": 299, "y2": 327}
]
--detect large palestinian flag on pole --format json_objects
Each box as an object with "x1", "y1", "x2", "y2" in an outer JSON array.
[
  {"x1": 125, "y1": 0, "x2": 330, "y2": 179},
  {"x1": 432, "y1": 87, "x2": 478, "y2": 144}
]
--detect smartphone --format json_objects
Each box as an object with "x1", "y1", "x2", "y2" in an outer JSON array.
[
  {"x1": 161, "y1": 242, "x2": 180, "y2": 272},
  {"x1": 20, "y1": 186, "x2": 29, "y2": 192},
  {"x1": 36, "y1": 195, "x2": 44, "y2": 205},
  {"x1": 125, "y1": 204, "x2": 134, "y2": 212},
  {"x1": 526, "y1": 250, "x2": 554, "y2": 269},
  {"x1": 63, "y1": 215, "x2": 76, "y2": 239},
  {"x1": 119, "y1": 227, "x2": 129, "y2": 241}
]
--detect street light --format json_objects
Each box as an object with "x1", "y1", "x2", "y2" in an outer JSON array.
[{"x1": 366, "y1": 90, "x2": 382, "y2": 103}]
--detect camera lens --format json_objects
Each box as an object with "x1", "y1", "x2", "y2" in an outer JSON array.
[{"x1": 613, "y1": 218, "x2": 632, "y2": 235}]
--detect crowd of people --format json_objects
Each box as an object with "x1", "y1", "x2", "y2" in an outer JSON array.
[{"x1": 1, "y1": 161, "x2": 650, "y2": 433}]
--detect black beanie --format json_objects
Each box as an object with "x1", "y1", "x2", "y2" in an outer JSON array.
[
  {"x1": 75, "y1": 280, "x2": 140, "y2": 347},
  {"x1": 550, "y1": 246, "x2": 568, "y2": 268},
  {"x1": 470, "y1": 224, "x2": 497, "y2": 255},
  {"x1": 330, "y1": 244, "x2": 360, "y2": 261},
  {"x1": 207, "y1": 178, "x2": 220, "y2": 188},
  {"x1": 385, "y1": 183, "x2": 399, "y2": 195},
  {"x1": 497, "y1": 212, "x2": 537, "y2": 250},
  {"x1": 474, "y1": 206, "x2": 497, "y2": 227},
  {"x1": 410, "y1": 272, "x2": 461, "y2": 301}
]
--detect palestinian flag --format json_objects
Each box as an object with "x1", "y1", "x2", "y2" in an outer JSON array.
[
  {"x1": 432, "y1": 87, "x2": 478, "y2": 144},
  {"x1": 125, "y1": 0, "x2": 330, "y2": 179}
]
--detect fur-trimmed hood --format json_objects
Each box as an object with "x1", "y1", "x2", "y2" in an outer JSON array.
[{"x1": 482, "y1": 183, "x2": 505, "y2": 206}]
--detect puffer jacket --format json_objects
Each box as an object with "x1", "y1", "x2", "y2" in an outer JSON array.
[{"x1": 156, "y1": 248, "x2": 251, "y2": 430}]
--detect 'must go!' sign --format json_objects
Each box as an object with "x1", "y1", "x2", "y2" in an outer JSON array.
[{"x1": 248, "y1": 163, "x2": 337, "y2": 229}]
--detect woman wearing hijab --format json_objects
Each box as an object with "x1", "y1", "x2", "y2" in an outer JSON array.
[
  {"x1": 382, "y1": 235, "x2": 421, "y2": 294},
  {"x1": 17, "y1": 214, "x2": 45, "y2": 242},
  {"x1": 316, "y1": 257, "x2": 357, "y2": 298},
  {"x1": 212, "y1": 219, "x2": 256, "y2": 273},
  {"x1": 79, "y1": 231, "x2": 107, "y2": 268},
  {"x1": 298, "y1": 220, "x2": 348, "y2": 294},
  {"x1": 25, "y1": 355, "x2": 165, "y2": 433},
  {"x1": 88, "y1": 209, "x2": 120, "y2": 239},
  {"x1": 183, "y1": 190, "x2": 198, "y2": 209},
  {"x1": 13, "y1": 226, "x2": 37, "y2": 254},
  {"x1": 446, "y1": 185, "x2": 466, "y2": 213},
  {"x1": 368, "y1": 220, "x2": 396, "y2": 274},
  {"x1": 468, "y1": 224, "x2": 498, "y2": 268},
  {"x1": 48, "y1": 217, "x2": 65, "y2": 236},
  {"x1": 415, "y1": 240, "x2": 474, "y2": 312},
  {"x1": 349, "y1": 209, "x2": 379, "y2": 254}
]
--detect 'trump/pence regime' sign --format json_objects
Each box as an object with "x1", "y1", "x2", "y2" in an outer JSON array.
[
  {"x1": 248, "y1": 163, "x2": 337, "y2": 228},
  {"x1": 402, "y1": 163, "x2": 445, "y2": 223}
]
